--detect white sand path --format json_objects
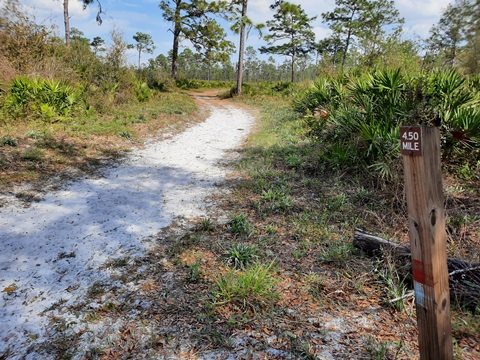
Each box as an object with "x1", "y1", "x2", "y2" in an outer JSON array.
[{"x1": 0, "y1": 97, "x2": 255, "y2": 358}]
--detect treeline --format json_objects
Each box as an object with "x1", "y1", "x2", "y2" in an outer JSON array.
[
  {"x1": 0, "y1": 0, "x2": 479, "y2": 120},
  {"x1": 149, "y1": 0, "x2": 480, "y2": 81}
]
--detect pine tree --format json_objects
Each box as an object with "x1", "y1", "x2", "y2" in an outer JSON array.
[
  {"x1": 159, "y1": 0, "x2": 233, "y2": 79},
  {"x1": 132, "y1": 32, "x2": 155, "y2": 69},
  {"x1": 260, "y1": 1, "x2": 316, "y2": 82}
]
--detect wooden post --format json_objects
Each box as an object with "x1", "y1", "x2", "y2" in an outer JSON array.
[{"x1": 401, "y1": 126, "x2": 453, "y2": 360}]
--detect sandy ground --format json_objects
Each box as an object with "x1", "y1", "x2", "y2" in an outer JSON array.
[{"x1": 0, "y1": 94, "x2": 255, "y2": 359}]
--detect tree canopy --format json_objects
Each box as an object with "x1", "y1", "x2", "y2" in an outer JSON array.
[
  {"x1": 132, "y1": 32, "x2": 155, "y2": 69},
  {"x1": 159, "y1": 0, "x2": 233, "y2": 78},
  {"x1": 427, "y1": 0, "x2": 480, "y2": 73}
]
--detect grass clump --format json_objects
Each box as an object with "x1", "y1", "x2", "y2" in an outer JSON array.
[
  {"x1": 228, "y1": 213, "x2": 253, "y2": 237},
  {"x1": 214, "y1": 261, "x2": 278, "y2": 310},
  {"x1": 22, "y1": 148, "x2": 44, "y2": 162},
  {"x1": 259, "y1": 187, "x2": 294, "y2": 213},
  {"x1": 368, "y1": 253, "x2": 411, "y2": 312},
  {"x1": 198, "y1": 216, "x2": 216, "y2": 232},
  {"x1": 226, "y1": 243, "x2": 258, "y2": 269},
  {"x1": 0, "y1": 136, "x2": 18, "y2": 146},
  {"x1": 317, "y1": 241, "x2": 355, "y2": 265}
]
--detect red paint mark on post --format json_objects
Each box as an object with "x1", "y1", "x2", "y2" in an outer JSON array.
[
  {"x1": 400, "y1": 126, "x2": 422, "y2": 156},
  {"x1": 412, "y1": 259, "x2": 435, "y2": 286}
]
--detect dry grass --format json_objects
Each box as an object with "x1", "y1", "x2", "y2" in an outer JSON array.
[
  {"x1": 0, "y1": 91, "x2": 201, "y2": 197},
  {"x1": 0, "y1": 55, "x2": 16, "y2": 84}
]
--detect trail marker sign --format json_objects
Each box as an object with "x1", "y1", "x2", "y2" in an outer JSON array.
[
  {"x1": 401, "y1": 126, "x2": 453, "y2": 360},
  {"x1": 400, "y1": 126, "x2": 422, "y2": 156}
]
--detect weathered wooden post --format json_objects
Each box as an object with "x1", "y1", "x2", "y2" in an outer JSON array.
[{"x1": 400, "y1": 126, "x2": 453, "y2": 360}]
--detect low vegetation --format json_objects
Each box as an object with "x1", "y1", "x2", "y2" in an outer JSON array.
[
  {"x1": 28, "y1": 88, "x2": 478, "y2": 359},
  {"x1": 293, "y1": 68, "x2": 480, "y2": 183}
]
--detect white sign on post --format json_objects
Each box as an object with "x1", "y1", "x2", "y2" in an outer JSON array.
[{"x1": 400, "y1": 126, "x2": 422, "y2": 156}]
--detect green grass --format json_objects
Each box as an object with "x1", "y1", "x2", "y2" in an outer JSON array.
[
  {"x1": 226, "y1": 243, "x2": 259, "y2": 269},
  {"x1": 317, "y1": 241, "x2": 355, "y2": 265},
  {"x1": 228, "y1": 213, "x2": 254, "y2": 237},
  {"x1": 187, "y1": 257, "x2": 202, "y2": 283},
  {"x1": 0, "y1": 90, "x2": 198, "y2": 190},
  {"x1": 22, "y1": 148, "x2": 44, "y2": 162},
  {"x1": 0, "y1": 136, "x2": 18, "y2": 146},
  {"x1": 214, "y1": 261, "x2": 278, "y2": 310}
]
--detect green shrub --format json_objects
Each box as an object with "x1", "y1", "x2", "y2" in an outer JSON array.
[
  {"x1": 294, "y1": 68, "x2": 480, "y2": 183},
  {"x1": 5, "y1": 77, "x2": 81, "y2": 121},
  {"x1": 133, "y1": 81, "x2": 151, "y2": 102}
]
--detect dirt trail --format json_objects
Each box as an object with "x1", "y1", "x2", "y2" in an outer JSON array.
[{"x1": 0, "y1": 92, "x2": 255, "y2": 359}]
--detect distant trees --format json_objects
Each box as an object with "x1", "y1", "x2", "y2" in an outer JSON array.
[
  {"x1": 427, "y1": 1, "x2": 467, "y2": 68},
  {"x1": 322, "y1": 0, "x2": 404, "y2": 71},
  {"x1": 316, "y1": 33, "x2": 345, "y2": 69},
  {"x1": 260, "y1": 1, "x2": 316, "y2": 82},
  {"x1": 463, "y1": 0, "x2": 480, "y2": 73},
  {"x1": 90, "y1": 36, "x2": 106, "y2": 55},
  {"x1": 427, "y1": 0, "x2": 480, "y2": 74}
]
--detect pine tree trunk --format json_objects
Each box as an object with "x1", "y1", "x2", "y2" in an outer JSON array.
[
  {"x1": 236, "y1": 0, "x2": 248, "y2": 95},
  {"x1": 138, "y1": 49, "x2": 141, "y2": 70},
  {"x1": 171, "y1": 1, "x2": 182, "y2": 79},
  {"x1": 341, "y1": 27, "x2": 352, "y2": 71},
  {"x1": 64, "y1": 0, "x2": 70, "y2": 47},
  {"x1": 290, "y1": 53, "x2": 295, "y2": 83}
]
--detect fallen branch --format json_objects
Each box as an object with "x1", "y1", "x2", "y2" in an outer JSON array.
[
  {"x1": 449, "y1": 266, "x2": 480, "y2": 277},
  {"x1": 353, "y1": 228, "x2": 480, "y2": 310},
  {"x1": 388, "y1": 291, "x2": 414, "y2": 304}
]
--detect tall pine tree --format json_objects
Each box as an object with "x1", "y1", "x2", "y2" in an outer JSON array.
[
  {"x1": 260, "y1": 1, "x2": 316, "y2": 82},
  {"x1": 159, "y1": 0, "x2": 233, "y2": 79}
]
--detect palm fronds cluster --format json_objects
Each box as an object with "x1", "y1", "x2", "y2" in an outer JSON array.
[{"x1": 294, "y1": 68, "x2": 480, "y2": 182}]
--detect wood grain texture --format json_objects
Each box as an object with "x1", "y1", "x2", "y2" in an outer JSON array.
[{"x1": 402, "y1": 126, "x2": 453, "y2": 360}]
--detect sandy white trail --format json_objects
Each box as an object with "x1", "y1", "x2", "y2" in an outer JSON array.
[{"x1": 0, "y1": 101, "x2": 254, "y2": 358}]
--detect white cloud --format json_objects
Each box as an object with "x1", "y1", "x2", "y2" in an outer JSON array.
[
  {"x1": 248, "y1": 0, "x2": 335, "y2": 24},
  {"x1": 23, "y1": 0, "x2": 91, "y2": 20},
  {"x1": 247, "y1": 0, "x2": 272, "y2": 24},
  {"x1": 395, "y1": 0, "x2": 450, "y2": 20},
  {"x1": 313, "y1": 26, "x2": 332, "y2": 41},
  {"x1": 395, "y1": 0, "x2": 451, "y2": 39}
]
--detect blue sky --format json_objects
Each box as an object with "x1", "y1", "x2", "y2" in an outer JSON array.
[{"x1": 14, "y1": 0, "x2": 452, "y2": 66}]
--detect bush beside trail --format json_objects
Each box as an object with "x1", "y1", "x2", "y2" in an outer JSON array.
[{"x1": 293, "y1": 68, "x2": 480, "y2": 185}]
